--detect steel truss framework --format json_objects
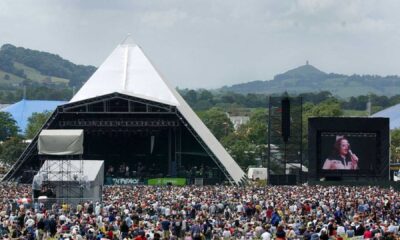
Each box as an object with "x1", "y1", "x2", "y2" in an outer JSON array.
[{"x1": 40, "y1": 158, "x2": 84, "y2": 200}]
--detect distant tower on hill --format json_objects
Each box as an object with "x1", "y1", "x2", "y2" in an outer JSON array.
[{"x1": 306, "y1": 60, "x2": 309, "y2": 65}]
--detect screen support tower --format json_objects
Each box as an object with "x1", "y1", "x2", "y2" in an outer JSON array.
[{"x1": 267, "y1": 96, "x2": 303, "y2": 185}]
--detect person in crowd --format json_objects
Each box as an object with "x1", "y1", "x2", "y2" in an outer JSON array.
[{"x1": 0, "y1": 182, "x2": 398, "y2": 240}]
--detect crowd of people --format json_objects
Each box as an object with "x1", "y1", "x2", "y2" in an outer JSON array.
[{"x1": 0, "y1": 183, "x2": 399, "y2": 240}]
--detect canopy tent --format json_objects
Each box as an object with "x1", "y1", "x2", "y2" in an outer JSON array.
[
  {"x1": 38, "y1": 129, "x2": 84, "y2": 155},
  {"x1": 0, "y1": 99, "x2": 66, "y2": 133},
  {"x1": 372, "y1": 104, "x2": 400, "y2": 129}
]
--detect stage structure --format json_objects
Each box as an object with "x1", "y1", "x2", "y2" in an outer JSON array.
[
  {"x1": 38, "y1": 160, "x2": 104, "y2": 202},
  {"x1": 37, "y1": 130, "x2": 84, "y2": 199},
  {"x1": 267, "y1": 96, "x2": 303, "y2": 185},
  {"x1": 3, "y1": 38, "x2": 246, "y2": 185}
]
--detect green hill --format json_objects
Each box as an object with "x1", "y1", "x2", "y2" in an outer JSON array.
[
  {"x1": 221, "y1": 64, "x2": 400, "y2": 98},
  {"x1": 0, "y1": 44, "x2": 96, "y2": 88}
]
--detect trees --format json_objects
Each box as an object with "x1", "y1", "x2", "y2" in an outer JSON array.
[
  {"x1": 184, "y1": 90, "x2": 198, "y2": 105},
  {"x1": 25, "y1": 111, "x2": 52, "y2": 139},
  {"x1": 0, "y1": 112, "x2": 19, "y2": 141},
  {"x1": 244, "y1": 109, "x2": 268, "y2": 145},
  {"x1": 391, "y1": 129, "x2": 400, "y2": 163},
  {"x1": 220, "y1": 109, "x2": 268, "y2": 169},
  {"x1": 198, "y1": 107, "x2": 233, "y2": 141},
  {"x1": 305, "y1": 99, "x2": 343, "y2": 117},
  {"x1": 0, "y1": 136, "x2": 27, "y2": 166},
  {"x1": 221, "y1": 133, "x2": 257, "y2": 167}
]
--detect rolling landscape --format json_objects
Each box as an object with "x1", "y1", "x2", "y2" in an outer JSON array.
[
  {"x1": 221, "y1": 63, "x2": 400, "y2": 98},
  {"x1": 1, "y1": 44, "x2": 400, "y2": 102}
]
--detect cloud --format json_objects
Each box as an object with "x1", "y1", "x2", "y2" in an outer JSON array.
[
  {"x1": 1, "y1": 0, "x2": 400, "y2": 88},
  {"x1": 141, "y1": 9, "x2": 188, "y2": 28}
]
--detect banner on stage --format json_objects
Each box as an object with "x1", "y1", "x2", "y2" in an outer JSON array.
[
  {"x1": 147, "y1": 178, "x2": 186, "y2": 186},
  {"x1": 111, "y1": 178, "x2": 139, "y2": 185}
]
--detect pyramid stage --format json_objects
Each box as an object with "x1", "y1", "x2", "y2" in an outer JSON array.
[{"x1": 3, "y1": 40, "x2": 246, "y2": 186}]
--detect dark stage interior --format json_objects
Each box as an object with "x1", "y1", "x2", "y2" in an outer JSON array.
[{"x1": 8, "y1": 94, "x2": 227, "y2": 184}]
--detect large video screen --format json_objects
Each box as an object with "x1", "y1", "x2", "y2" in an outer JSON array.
[
  {"x1": 319, "y1": 132, "x2": 377, "y2": 171},
  {"x1": 308, "y1": 117, "x2": 389, "y2": 181}
]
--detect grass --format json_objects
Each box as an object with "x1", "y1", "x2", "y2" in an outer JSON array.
[
  {"x1": 0, "y1": 69, "x2": 24, "y2": 84},
  {"x1": 13, "y1": 62, "x2": 69, "y2": 84}
]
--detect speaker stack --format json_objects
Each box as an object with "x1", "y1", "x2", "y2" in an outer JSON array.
[{"x1": 281, "y1": 98, "x2": 290, "y2": 143}]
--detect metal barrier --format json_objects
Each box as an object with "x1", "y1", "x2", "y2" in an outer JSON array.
[{"x1": 35, "y1": 198, "x2": 101, "y2": 210}]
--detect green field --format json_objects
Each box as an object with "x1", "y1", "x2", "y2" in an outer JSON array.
[
  {"x1": 13, "y1": 62, "x2": 69, "y2": 84},
  {"x1": 0, "y1": 69, "x2": 25, "y2": 84}
]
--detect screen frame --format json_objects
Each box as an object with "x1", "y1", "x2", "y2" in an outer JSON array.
[{"x1": 308, "y1": 117, "x2": 389, "y2": 181}]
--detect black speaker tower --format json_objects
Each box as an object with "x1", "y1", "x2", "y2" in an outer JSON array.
[
  {"x1": 268, "y1": 96, "x2": 303, "y2": 185},
  {"x1": 281, "y1": 97, "x2": 290, "y2": 142}
]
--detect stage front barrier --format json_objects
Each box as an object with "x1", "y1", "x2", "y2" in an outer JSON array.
[
  {"x1": 36, "y1": 197, "x2": 101, "y2": 210},
  {"x1": 104, "y1": 177, "x2": 224, "y2": 186}
]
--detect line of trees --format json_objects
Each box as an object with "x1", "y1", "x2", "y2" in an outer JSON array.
[
  {"x1": 1, "y1": 90, "x2": 400, "y2": 170},
  {"x1": 179, "y1": 89, "x2": 400, "y2": 114},
  {"x1": 0, "y1": 86, "x2": 73, "y2": 103}
]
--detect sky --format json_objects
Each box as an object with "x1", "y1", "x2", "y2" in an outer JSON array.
[{"x1": 1, "y1": 0, "x2": 400, "y2": 89}]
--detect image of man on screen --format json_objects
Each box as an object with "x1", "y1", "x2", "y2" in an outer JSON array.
[{"x1": 322, "y1": 136, "x2": 359, "y2": 170}]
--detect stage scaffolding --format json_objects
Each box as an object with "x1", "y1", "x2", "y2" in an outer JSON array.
[
  {"x1": 37, "y1": 129, "x2": 85, "y2": 201},
  {"x1": 267, "y1": 96, "x2": 304, "y2": 184},
  {"x1": 40, "y1": 158, "x2": 84, "y2": 200}
]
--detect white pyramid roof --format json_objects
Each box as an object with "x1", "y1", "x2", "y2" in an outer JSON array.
[
  {"x1": 70, "y1": 41, "x2": 246, "y2": 185},
  {"x1": 71, "y1": 42, "x2": 179, "y2": 105}
]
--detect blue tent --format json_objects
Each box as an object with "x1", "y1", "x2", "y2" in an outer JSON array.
[
  {"x1": 1, "y1": 99, "x2": 67, "y2": 133},
  {"x1": 372, "y1": 104, "x2": 400, "y2": 130}
]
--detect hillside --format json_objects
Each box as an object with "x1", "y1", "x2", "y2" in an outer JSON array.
[
  {"x1": 221, "y1": 64, "x2": 400, "y2": 98},
  {"x1": 0, "y1": 44, "x2": 96, "y2": 88},
  {"x1": 2, "y1": 44, "x2": 400, "y2": 100}
]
